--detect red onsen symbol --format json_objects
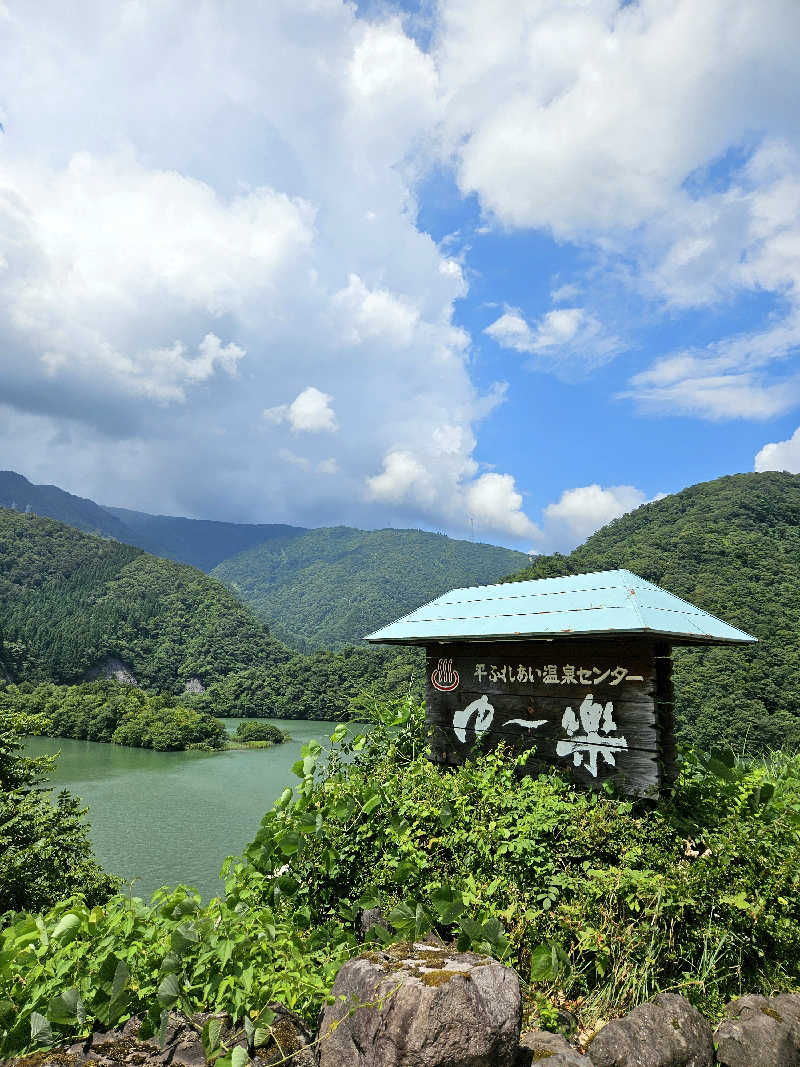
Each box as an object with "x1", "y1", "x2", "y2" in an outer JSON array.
[{"x1": 431, "y1": 658, "x2": 460, "y2": 692}]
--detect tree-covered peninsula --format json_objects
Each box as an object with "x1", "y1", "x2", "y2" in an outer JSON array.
[{"x1": 0, "y1": 682, "x2": 226, "y2": 751}]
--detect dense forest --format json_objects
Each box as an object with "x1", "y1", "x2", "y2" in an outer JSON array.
[
  {"x1": 193, "y1": 645, "x2": 424, "y2": 720},
  {"x1": 505, "y1": 471, "x2": 800, "y2": 752},
  {"x1": 0, "y1": 682, "x2": 226, "y2": 750},
  {"x1": 0, "y1": 509, "x2": 422, "y2": 724},
  {"x1": 0, "y1": 509, "x2": 287, "y2": 691},
  {"x1": 211, "y1": 526, "x2": 527, "y2": 650}
]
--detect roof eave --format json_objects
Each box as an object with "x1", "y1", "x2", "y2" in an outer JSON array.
[{"x1": 365, "y1": 627, "x2": 757, "y2": 647}]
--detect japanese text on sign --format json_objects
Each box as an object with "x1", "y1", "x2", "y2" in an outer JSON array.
[{"x1": 473, "y1": 663, "x2": 644, "y2": 686}]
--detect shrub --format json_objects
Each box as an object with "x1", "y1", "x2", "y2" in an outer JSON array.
[
  {"x1": 244, "y1": 699, "x2": 800, "y2": 1023},
  {"x1": 0, "y1": 709, "x2": 118, "y2": 914},
  {"x1": 234, "y1": 721, "x2": 285, "y2": 744}
]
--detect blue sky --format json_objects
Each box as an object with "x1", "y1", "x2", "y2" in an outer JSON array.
[{"x1": 1, "y1": 1, "x2": 799, "y2": 551}]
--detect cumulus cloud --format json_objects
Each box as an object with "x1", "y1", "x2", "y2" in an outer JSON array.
[
  {"x1": 264, "y1": 387, "x2": 339, "y2": 433},
  {"x1": 465, "y1": 473, "x2": 540, "y2": 541},
  {"x1": 367, "y1": 452, "x2": 540, "y2": 543},
  {"x1": 0, "y1": 0, "x2": 529, "y2": 537},
  {"x1": 485, "y1": 305, "x2": 623, "y2": 368},
  {"x1": 542, "y1": 484, "x2": 649, "y2": 545},
  {"x1": 436, "y1": 0, "x2": 800, "y2": 421},
  {"x1": 438, "y1": 0, "x2": 799, "y2": 237},
  {"x1": 755, "y1": 427, "x2": 800, "y2": 472}
]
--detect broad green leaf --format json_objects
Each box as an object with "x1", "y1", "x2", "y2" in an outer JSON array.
[
  {"x1": 30, "y1": 1011, "x2": 53, "y2": 1046},
  {"x1": 48, "y1": 987, "x2": 85, "y2": 1026},
  {"x1": 231, "y1": 1045, "x2": 250, "y2": 1067},
  {"x1": 158, "y1": 972, "x2": 181, "y2": 1008},
  {"x1": 438, "y1": 805, "x2": 453, "y2": 829},
  {"x1": 202, "y1": 1017, "x2": 224, "y2": 1059},
  {"x1": 51, "y1": 913, "x2": 81, "y2": 944},
  {"x1": 530, "y1": 942, "x2": 570, "y2": 982},
  {"x1": 277, "y1": 830, "x2": 302, "y2": 856},
  {"x1": 159, "y1": 951, "x2": 181, "y2": 975},
  {"x1": 330, "y1": 723, "x2": 348, "y2": 744},
  {"x1": 253, "y1": 1027, "x2": 272, "y2": 1049},
  {"x1": 362, "y1": 793, "x2": 381, "y2": 816},
  {"x1": 107, "y1": 958, "x2": 130, "y2": 1026},
  {"x1": 430, "y1": 886, "x2": 465, "y2": 924}
]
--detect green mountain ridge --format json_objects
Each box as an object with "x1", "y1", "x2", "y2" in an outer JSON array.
[
  {"x1": 210, "y1": 525, "x2": 529, "y2": 651},
  {"x1": 0, "y1": 470, "x2": 306, "y2": 571},
  {"x1": 503, "y1": 471, "x2": 800, "y2": 752},
  {"x1": 0, "y1": 508, "x2": 287, "y2": 690}
]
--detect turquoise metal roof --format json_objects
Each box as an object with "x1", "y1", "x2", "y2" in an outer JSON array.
[{"x1": 365, "y1": 569, "x2": 757, "y2": 646}]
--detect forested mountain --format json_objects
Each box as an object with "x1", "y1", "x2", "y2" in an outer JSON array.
[
  {"x1": 0, "y1": 470, "x2": 131, "y2": 540},
  {"x1": 0, "y1": 470, "x2": 307, "y2": 571},
  {"x1": 103, "y1": 506, "x2": 306, "y2": 571},
  {"x1": 504, "y1": 471, "x2": 800, "y2": 753},
  {"x1": 0, "y1": 509, "x2": 287, "y2": 690},
  {"x1": 211, "y1": 526, "x2": 528, "y2": 650}
]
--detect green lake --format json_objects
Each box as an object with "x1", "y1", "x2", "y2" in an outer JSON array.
[{"x1": 23, "y1": 719, "x2": 339, "y2": 903}]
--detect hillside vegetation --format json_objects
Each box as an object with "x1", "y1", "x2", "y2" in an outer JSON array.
[
  {"x1": 3, "y1": 703, "x2": 800, "y2": 1058},
  {"x1": 504, "y1": 472, "x2": 800, "y2": 752},
  {"x1": 211, "y1": 525, "x2": 527, "y2": 650},
  {"x1": 1, "y1": 682, "x2": 226, "y2": 750},
  {"x1": 103, "y1": 505, "x2": 305, "y2": 572},
  {"x1": 0, "y1": 509, "x2": 286, "y2": 691}
]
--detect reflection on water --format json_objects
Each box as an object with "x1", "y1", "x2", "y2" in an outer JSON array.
[{"x1": 23, "y1": 719, "x2": 340, "y2": 902}]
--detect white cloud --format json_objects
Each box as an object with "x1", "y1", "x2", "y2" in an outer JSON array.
[
  {"x1": 436, "y1": 1, "x2": 800, "y2": 421},
  {"x1": 0, "y1": 0, "x2": 526, "y2": 536},
  {"x1": 754, "y1": 427, "x2": 800, "y2": 472},
  {"x1": 437, "y1": 0, "x2": 799, "y2": 237},
  {"x1": 264, "y1": 387, "x2": 339, "y2": 433},
  {"x1": 542, "y1": 484, "x2": 649, "y2": 546},
  {"x1": 465, "y1": 473, "x2": 540, "y2": 541},
  {"x1": 485, "y1": 305, "x2": 623, "y2": 367},
  {"x1": 624, "y1": 306, "x2": 800, "y2": 419},
  {"x1": 366, "y1": 449, "x2": 540, "y2": 543}
]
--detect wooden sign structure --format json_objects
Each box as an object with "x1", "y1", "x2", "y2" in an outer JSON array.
[
  {"x1": 366, "y1": 569, "x2": 756, "y2": 798},
  {"x1": 425, "y1": 638, "x2": 674, "y2": 795}
]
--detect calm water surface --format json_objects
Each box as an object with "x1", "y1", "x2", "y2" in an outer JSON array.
[{"x1": 23, "y1": 719, "x2": 339, "y2": 902}]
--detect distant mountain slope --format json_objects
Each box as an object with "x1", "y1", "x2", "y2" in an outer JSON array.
[
  {"x1": 1, "y1": 470, "x2": 307, "y2": 571},
  {"x1": 0, "y1": 508, "x2": 287, "y2": 690},
  {"x1": 104, "y1": 505, "x2": 306, "y2": 571},
  {"x1": 502, "y1": 471, "x2": 800, "y2": 753},
  {"x1": 0, "y1": 470, "x2": 131, "y2": 539},
  {"x1": 211, "y1": 526, "x2": 529, "y2": 651}
]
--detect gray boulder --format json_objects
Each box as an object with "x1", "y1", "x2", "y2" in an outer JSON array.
[
  {"x1": 318, "y1": 941, "x2": 521, "y2": 1067},
  {"x1": 714, "y1": 993, "x2": 800, "y2": 1066},
  {"x1": 587, "y1": 993, "x2": 713, "y2": 1067},
  {"x1": 517, "y1": 1028, "x2": 590, "y2": 1065}
]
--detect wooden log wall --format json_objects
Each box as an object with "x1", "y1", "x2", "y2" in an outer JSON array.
[{"x1": 425, "y1": 639, "x2": 675, "y2": 797}]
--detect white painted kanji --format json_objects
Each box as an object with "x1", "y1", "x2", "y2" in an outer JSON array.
[{"x1": 556, "y1": 693, "x2": 628, "y2": 777}]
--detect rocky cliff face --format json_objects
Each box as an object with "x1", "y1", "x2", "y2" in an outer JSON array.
[{"x1": 84, "y1": 657, "x2": 138, "y2": 686}]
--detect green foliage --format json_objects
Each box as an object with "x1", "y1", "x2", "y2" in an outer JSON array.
[
  {"x1": 0, "y1": 709, "x2": 118, "y2": 914},
  {"x1": 211, "y1": 526, "x2": 526, "y2": 651},
  {"x1": 3, "y1": 699, "x2": 800, "y2": 1057},
  {"x1": 244, "y1": 701, "x2": 800, "y2": 1023},
  {"x1": 0, "y1": 881, "x2": 352, "y2": 1059},
  {"x1": 1, "y1": 682, "x2": 226, "y2": 751},
  {"x1": 503, "y1": 472, "x2": 800, "y2": 753},
  {"x1": 195, "y1": 646, "x2": 424, "y2": 720},
  {"x1": 234, "y1": 721, "x2": 285, "y2": 744},
  {"x1": 0, "y1": 508, "x2": 288, "y2": 691}
]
